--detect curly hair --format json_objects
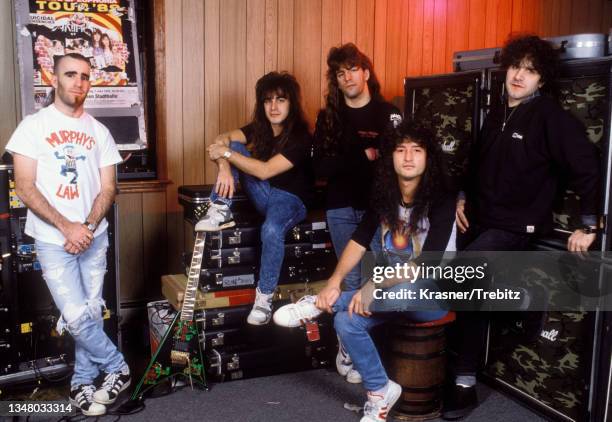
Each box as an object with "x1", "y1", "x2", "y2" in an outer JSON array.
[
  {"x1": 371, "y1": 121, "x2": 442, "y2": 235},
  {"x1": 250, "y1": 72, "x2": 309, "y2": 160},
  {"x1": 318, "y1": 43, "x2": 384, "y2": 157},
  {"x1": 500, "y1": 34, "x2": 560, "y2": 96}
]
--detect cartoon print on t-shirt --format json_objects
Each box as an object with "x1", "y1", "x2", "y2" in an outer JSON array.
[{"x1": 55, "y1": 145, "x2": 86, "y2": 184}]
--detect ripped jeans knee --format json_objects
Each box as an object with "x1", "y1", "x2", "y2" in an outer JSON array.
[{"x1": 57, "y1": 298, "x2": 106, "y2": 336}]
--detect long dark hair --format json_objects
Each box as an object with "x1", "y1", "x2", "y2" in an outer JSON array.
[
  {"x1": 372, "y1": 121, "x2": 442, "y2": 234},
  {"x1": 318, "y1": 43, "x2": 384, "y2": 157},
  {"x1": 250, "y1": 72, "x2": 309, "y2": 160}
]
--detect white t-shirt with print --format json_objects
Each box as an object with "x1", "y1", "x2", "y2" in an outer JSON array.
[{"x1": 6, "y1": 104, "x2": 122, "y2": 246}]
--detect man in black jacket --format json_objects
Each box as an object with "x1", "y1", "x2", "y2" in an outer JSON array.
[{"x1": 444, "y1": 35, "x2": 600, "y2": 420}]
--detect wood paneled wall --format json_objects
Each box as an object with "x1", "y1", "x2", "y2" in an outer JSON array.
[
  {"x1": 159, "y1": 0, "x2": 612, "y2": 273},
  {"x1": 161, "y1": 0, "x2": 612, "y2": 184}
]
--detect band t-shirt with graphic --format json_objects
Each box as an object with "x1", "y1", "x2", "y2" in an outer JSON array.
[
  {"x1": 313, "y1": 99, "x2": 402, "y2": 210},
  {"x1": 6, "y1": 104, "x2": 122, "y2": 246},
  {"x1": 352, "y1": 196, "x2": 458, "y2": 260}
]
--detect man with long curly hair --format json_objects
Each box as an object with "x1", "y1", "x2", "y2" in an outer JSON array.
[
  {"x1": 274, "y1": 121, "x2": 457, "y2": 422},
  {"x1": 312, "y1": 43, "x2": 402, "y2": 385},
  {"x1": 202, "y1": 72, "x2": 312, "y2": 326},
  {"x1": 445, "y1": 35, "x2": 600, "y2": 419}
]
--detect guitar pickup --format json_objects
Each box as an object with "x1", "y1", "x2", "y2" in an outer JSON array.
[{"x1": 170, "y1": 350, "x2": 190, "y2": 365}]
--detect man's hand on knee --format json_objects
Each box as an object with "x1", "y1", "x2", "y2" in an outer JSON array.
[
  {"x1": 316, "y1": 285, "x2": 340, "y2": 313},
  {"x1": 348, "y1": 290, "x2": 371, "y2": 318}
]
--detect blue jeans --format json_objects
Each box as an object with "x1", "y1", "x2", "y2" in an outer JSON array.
[
  {"x1": 211, "y1": 142, "x2": 307, "y2": 294},
  {"x1": 326, "y1": 207, "x2": 381, "y2": 291},
  {"x1": 35, "y1": 232, "x2": 127, "y2": 387},
  {"x1": 333, "y1": 282, "x2": 447, "y2": 391}
]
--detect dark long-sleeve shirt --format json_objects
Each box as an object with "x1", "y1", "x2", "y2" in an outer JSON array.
[{"x1": 465, "y1": 95, "x2": 600, "y2": 234}]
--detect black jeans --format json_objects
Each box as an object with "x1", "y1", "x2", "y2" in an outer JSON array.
[{"x1": 453, "y1": 225, "x2": 532, "y2": 376}]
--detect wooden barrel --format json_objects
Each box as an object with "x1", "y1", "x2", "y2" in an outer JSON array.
[{"x1": 386, "y1": 312, "x2": 456, "y2": 421}]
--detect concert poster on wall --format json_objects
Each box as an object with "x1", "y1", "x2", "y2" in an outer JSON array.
[{"x1": 14, "y1": 0, "x2": 147, "y2": 150}]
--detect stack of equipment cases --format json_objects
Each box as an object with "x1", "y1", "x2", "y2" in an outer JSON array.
[
  {"x1": 161, "y1": 273, "x2": 335, "y2": 383},
  {"x1": 179, "y1": 185, "x2": 338, "y2": 290},
  {"x1": 405, "y1": 39, "x2": 612, "y2": 421},
  {"x1": 179, "y1": 185, "x2": 261, "y2": 293},
  {"x1": 281, "y1": 220, "x2": 337, "y2": 285},
  {"x1": 177, "y1": 185, "x2": 337, "y2": 383}
]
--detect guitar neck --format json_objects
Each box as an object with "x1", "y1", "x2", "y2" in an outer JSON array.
[{"x1": 181, "y1": 231, "x2": 206, "y2": 321}]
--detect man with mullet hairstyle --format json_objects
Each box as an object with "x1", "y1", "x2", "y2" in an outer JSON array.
[{"x1": 312, "y1": 43, "x2": 402, "y2": 385}]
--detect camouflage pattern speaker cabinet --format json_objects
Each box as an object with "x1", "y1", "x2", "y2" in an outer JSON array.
[{"x1": 404, "y1": 71, "x2": 484, "y2": 193}]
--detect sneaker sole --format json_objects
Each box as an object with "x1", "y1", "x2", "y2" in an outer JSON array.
[
  {"x1": 69, "y1": 398, "x2": 106, "y2": 416},
  {"x1": 93, "y1": 379, "x2": 132, "y2": 405},
  {"x1": 195, "y1": 221, "x2": 236, "y2": 232},
  {"x1": 346, "y1": 374, "x2": 362, "y2": 384},
  {"x1": 247, "y1": 315, "x2": 271, "y2": 326}
]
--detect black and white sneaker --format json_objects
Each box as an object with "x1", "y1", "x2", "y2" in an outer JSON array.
[
  {"x1": 70, "y1": 384, "x2": 106, "y2": 416},
  {"x1": 93, "y1": 368, "x2": 131, "y2": 405}
]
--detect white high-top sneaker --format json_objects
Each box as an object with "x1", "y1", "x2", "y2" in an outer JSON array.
[
  {"x1": 361, "y1": 380, "x2": 402, "y2": 422},
  {"x1": 247, "y1": 288, "x2": 274, "y2": 325}
]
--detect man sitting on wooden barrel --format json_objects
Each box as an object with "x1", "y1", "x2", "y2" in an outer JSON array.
[{"x1": 274, "y1": 121, "x2": 457, "y2": 422}]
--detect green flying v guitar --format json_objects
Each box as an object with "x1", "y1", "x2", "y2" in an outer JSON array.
[{"x1": 131, "y1": 223, "x2": 209, "y2": 399}]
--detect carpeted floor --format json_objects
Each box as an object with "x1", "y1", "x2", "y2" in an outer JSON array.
[{"x1": 12, "y1": 367, "x2": 548, "y2": 422}]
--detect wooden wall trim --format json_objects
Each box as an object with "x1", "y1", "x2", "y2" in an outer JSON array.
[
  {"x1": 118, "y1": 179, "x2": 172, "y2": 194},
  {"x1": 0, "y1": 1, "x2": 19, "y2": 152},
  {"x1": 152, "y1": 0, "x2": 168, "y2": 181}
]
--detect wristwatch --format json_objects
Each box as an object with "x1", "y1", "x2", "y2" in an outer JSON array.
[
  {"x1": 84, "y1": 221, "x2": 97, "y2": 232},
  {"x1": 223, "y1": 150, "x2": 232, "y2": 159},
  {"x1": 579, "y1": 225, "x2": 598, "y2": 235}
]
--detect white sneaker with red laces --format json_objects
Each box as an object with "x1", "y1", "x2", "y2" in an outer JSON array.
[{"x1": 360, "y1": 380, "x2": 402, "y2": 422}]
